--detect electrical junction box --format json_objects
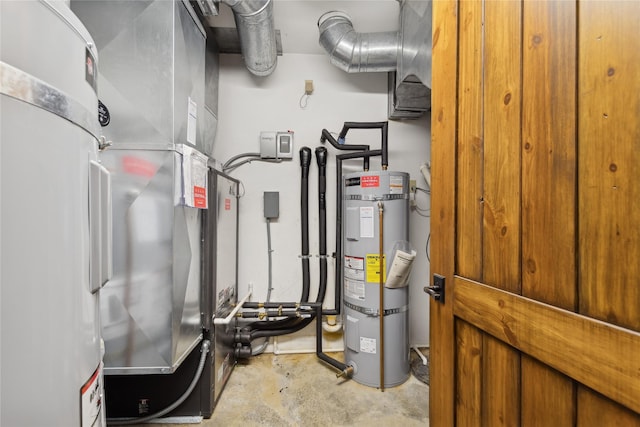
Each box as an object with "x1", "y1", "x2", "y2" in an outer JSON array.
[
  {"x1": 263, "y1": 191, "x2": 279, "y2": 219},
  {"x1": 260, "y1": 131, "x2": 294, "y2": 159}
]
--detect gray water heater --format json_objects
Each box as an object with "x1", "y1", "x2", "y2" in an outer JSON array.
[{"x1": 343, "y1": 170, "x2": 410, "y2": 388}]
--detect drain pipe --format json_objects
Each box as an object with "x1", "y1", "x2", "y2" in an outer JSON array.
[
  {"x1": 222, "y1": 0, "x2": 277, "y2": 76},
  {"x1": 318, "y1": 11, "x2": 398, "y2": 73}
]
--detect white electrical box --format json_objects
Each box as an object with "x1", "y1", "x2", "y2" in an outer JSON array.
[{"x1": 260, "y1": 131, "x2": 294, "y2": 159}]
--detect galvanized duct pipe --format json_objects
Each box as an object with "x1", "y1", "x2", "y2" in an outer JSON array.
[
  {"x1": 222, "y1": 0, "x2": 277, "y2": 76},
  {"x1": 318, "y1": 11, "x2": 398, "y2": 73}
]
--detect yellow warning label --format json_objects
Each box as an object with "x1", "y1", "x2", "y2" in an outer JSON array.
[{"x1": 366, "y1": 254, "x2": 386, "y2": 283}]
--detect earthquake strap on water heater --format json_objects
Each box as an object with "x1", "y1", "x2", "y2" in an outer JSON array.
[{"x1": 378, "y1": 200, "x2": 385, "y2": 392}]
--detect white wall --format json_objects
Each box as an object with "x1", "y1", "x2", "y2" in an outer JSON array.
[{"x1": 213, "y1": 53, "x2": 431, "y2": 351}]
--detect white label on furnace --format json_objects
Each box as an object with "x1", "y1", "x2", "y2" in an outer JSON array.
[
  {"x1": 344, "y1": 277, "x2": 365, "y2": 300},
  {"x1": 360, "y1": 337, "x2": 377, "y2": 354},
  {"x1": 187, "y1": 97, "x2": 197, "y2": 144},
  {"x1": 389, "y1": 175, "x2": 404, "y2": 194},
  {"x1": 360, "y1": 206, "x2": 375, "y2": 238}
]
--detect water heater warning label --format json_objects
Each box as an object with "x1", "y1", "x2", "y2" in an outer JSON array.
[
  {"x1": 366, "y1": 254, "x2": 386, "y2": 283},
  {"x1": 360, "y1": 337, "x2": 377, "y2": 354},
  {"x1": 345, "y1": 278, "x2": 365, "y2": 300},
  {"x1": 361, "y1": 175, "x2": 380, "y2": 188}
]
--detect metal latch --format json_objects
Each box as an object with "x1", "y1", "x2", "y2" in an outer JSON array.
[{"x1": 424, "y1": 274, "x2": 445, "y2": 304}]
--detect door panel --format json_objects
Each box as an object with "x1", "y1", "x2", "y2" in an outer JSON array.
[
  {"x1": 521, "y1": 356, "x2": 575, "y2": 427},
  {"x1": 481, "y1": 335, "x2": 519, "y2": 426},
  {"x1": 578, "y1": 0, "x2": 640, "y2": 332},
  {"x1": 431, "y1": 2, "x2": 640, "y2": 423},
  {"x1": 456, "y1": 0, "x2": 483, "y2": 281},
  {"x1": 455, "y1": 320, "x2": 482, "y2": 426},
  {"x1": 521, "y1": 0, "x2": 577, "y2": 310},
  {"x1": 481, "y1": 0, "x2": 521, "y2": 291},
  {"x1": 429, "y1": 0, "x2": 458, "y2": 425}
]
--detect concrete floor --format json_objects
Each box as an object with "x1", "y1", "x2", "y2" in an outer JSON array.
[{"x1": 144, "y1": 351, "x2": 430, "y2": 427}]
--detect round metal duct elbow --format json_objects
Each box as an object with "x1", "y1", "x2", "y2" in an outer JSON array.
[
  {"x1": 224, "y1": 0, "x2": 277, "y2": 76},
  {"x1": 318, "y1": 11, "x2": 398, "y2": 73}
]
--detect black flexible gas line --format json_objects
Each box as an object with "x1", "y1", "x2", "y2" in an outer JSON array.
[{"x1": 315, "y1": 146, "x2": 328, "y2": 304}]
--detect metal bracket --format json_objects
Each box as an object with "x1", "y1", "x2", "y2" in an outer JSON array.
[{"x1": 424, "y1": 274, "x2": 445, "y2": 304}]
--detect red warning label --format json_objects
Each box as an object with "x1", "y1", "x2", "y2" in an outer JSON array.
[
  {"x1": 122, "y1": 156, "x2": 157, "y2": 178},
  {"x1": 225, "y1": 198, "x2": 231, "y2": 210},
  {"x1": 194, "y1": 186, "x2": 207, "y2": 208},
  {"x1": 361, "y1": 175, "x2": 380, "y2": 188}
]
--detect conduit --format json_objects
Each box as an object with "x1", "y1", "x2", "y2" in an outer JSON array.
[{"x1": 378, "y1": 201, "x2": 385, "y2": 392}]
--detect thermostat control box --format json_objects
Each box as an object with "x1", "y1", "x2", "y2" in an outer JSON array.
[{"x1": 260, "y1": 131, "x2": 294, "y2": 159}]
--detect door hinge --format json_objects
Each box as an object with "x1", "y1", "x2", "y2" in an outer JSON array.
[{"x1": 424, "y1": 274, "x2": 445, "y2": 304}]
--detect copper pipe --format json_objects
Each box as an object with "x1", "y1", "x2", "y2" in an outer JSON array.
[{"x1": 378, "y1": 200, "x2": 385, "y2": 392}]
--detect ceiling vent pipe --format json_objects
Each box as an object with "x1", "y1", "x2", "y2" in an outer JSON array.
[
  {"x1": 221, "y1": 0, "x2": 277, "y2": 76},
  {"x1": 318, "y1": 3, "x2": 432, "y2": 119},
  {"x1": 317, "y1": 11, "x2": 398, "y2": 73}
]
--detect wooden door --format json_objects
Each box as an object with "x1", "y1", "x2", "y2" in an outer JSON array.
[{"x1": 429, "y1": 1, "x2": 640, "y2": 425}]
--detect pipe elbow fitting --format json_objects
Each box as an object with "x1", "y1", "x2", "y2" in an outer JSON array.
[{"x1": 318, "y1": 10, "x2": 398, "y2": 73}]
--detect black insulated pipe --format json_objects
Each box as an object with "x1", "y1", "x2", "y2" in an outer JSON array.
[
  {"x1": 249, "y1": 317, "x2": 315, "y2": 341},
  {"x1": 243, "y1": 301, "x2": 301, "y2": 309},
  {"x1": 320, "y1": 128, "x2": 370, "y2": 170},
  {"x1": 323, "y1": 149, "x2": 383, "y2": 317},
  {"x1": 242, "y1": 147, "x2": 313, "y2": 334},
  {"x1": 299, "y1": 147, "x2": 312, "y2": 303},
  {"x1": 313, "y1": 304, "x2": 352, "y2": 377},
  {"x1": 315, "y1": 146, "x2": 328, "y2": 304},
  {"x1": 337, "y1": 121, "x2": 389, "y2": 169}
]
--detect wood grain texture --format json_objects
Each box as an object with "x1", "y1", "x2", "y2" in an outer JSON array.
[
  {"x1": 481, "y1": 334, "x2": 520, "y2": 426},
  {"x1": 521, "y1": 355, "x2": 575, "y2": 427},
  {"x1": 521, "y1": 0, "x2": 577, "y2": 310},
  {"x1": 577, "y1": 386, "x2": 640, "y2": 426},
  {"x1": 429, "y1": 0, "x2": 458, "y2": 425},
  {"x1": 454, "y1": 277, "x2": 640, "y2": 414},
  {"x1": 481, "y1": 0, "x2": 522, "y2": 291},
  {"x1": 578, "y1": 0, "x2": 640, "y2": 332},
  {"x1": 456, "y1": 0, "x2": 484, "y2": 281},
  {"x1": 455, "y1": 320, "x2": 482, "y2": 426},
  {"x1": 520, "y1": 2, "x2": 578, "y2": 423}
]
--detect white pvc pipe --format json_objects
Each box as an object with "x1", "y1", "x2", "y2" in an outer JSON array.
[
  {"x1": 412, "y1": 346, "x2": 428, "y2": 366},
  {"x1": 214, "y1": 292, "x2": 252, "y2": 325}
]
